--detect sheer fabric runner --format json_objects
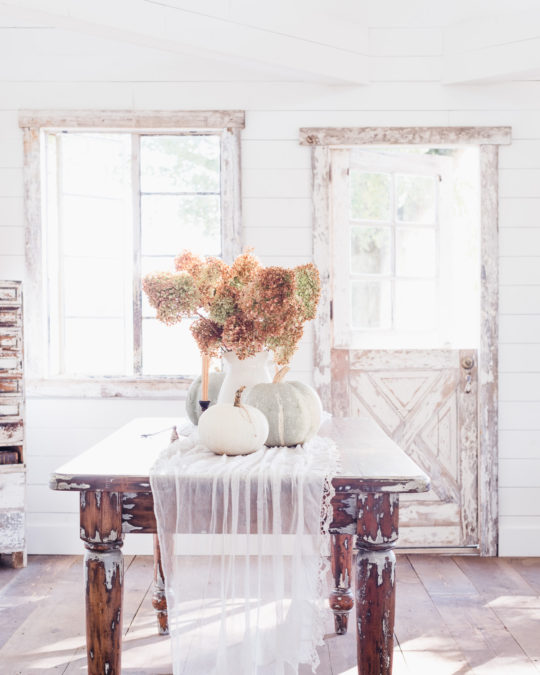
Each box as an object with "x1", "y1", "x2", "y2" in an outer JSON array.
[{"x1": 150, "y1": 423, "x2": 339, "y2": 675}]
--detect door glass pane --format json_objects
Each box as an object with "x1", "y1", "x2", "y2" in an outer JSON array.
[
  {"x1": 351, "y1": 226, "x2": 391, "y2": 275},
  {"x1": 141, "y1": 194, "x2": 220, "y2": 256},
  {"x1": 395, "y1": 228, "x2": 436, "y2": 278},
  {"x1": 140, "y1": 135, "x2": 220, "y2": 193},
  {"x1": 351, "y1": 281, "x2": 391, "y2": 329},
  {"x1": 396, "y1": 174, "x2": 436, "y2": 224},
  {"x1": 350, "y1": 171, "x2": 391, "y2": 222},
  {"x1": 395, "y1": 280, "x2": 436, "y2": 331}
]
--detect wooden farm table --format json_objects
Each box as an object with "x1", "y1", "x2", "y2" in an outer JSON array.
[{"x1": 50, "y1": 416, "x2": 429, "y2": 675}]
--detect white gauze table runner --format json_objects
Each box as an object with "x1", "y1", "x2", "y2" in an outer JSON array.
[{"x1": 150, "y1": 422, "x2": 339, "y2": 675}]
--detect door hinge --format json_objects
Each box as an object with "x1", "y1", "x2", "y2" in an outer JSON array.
[{"x1": 330, "y1": 299, "x2": 333, "y2": 320}]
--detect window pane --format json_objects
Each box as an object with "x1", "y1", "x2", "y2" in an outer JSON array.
[
  {"x1": 351, "y1": 226, "x2": 391, "y2": 275},
  {"x1": 141, "y1": 194, "x2": 220, "y2": 257},
  {"x1": 142, "y1": 318, "x2": 200, "y2": 376},
  {"x1": 61, "y1": 134, "x2": 130, "y2": 198},
  {"x1": 396, "y1": 174, "x2": 436, "y2": 223},
  {"x1": 64, "y1": 318, "x2": 126, "y2": 375},
  {"x1": 395, "y1": 228, "x2": 436, "y2": 278},
  {"x1": 64, "y1": 258, "x2": 126, "y2": 317},
  {"x1": 140, "y1": 135, "x2": 220, "y2": 193},
  {"x1": 351, "y1": 281, "x2": 391, "y2": 329},
  {"x1": 62, "y1": 196, "x2": 128, "y2": 257},
  {"x1": 350, "y1": 171, "x2": 391, "y2": 222},
  {"x1": 395, "y1": 280, "x2": 436, "y2": 331}
]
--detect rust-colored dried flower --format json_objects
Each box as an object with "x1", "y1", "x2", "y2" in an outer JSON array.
[
  {"x1": 174, "y1": 250, "x2": 203, "y2": 276},
  {"x1": 222, "y1": 314, "x2": 265, "y2": 359},
  {"x1": 190, "y1": 317, "x2": 223, "y2": 358},
  {"x1": 229, "y1": 249, "x2": 261, "y2": 288}
]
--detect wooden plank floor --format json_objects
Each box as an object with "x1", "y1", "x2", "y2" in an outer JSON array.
[{"x1": 1, "y1": 554, "x2": 539, "y2": 674}]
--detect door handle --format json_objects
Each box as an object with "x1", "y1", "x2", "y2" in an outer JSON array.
[
  {"x1": 461, "y1": 356, "x2": 474, "y2": 393},
  {"x1": 461, "y1": 356, "x2": 474, "y2": 370}
]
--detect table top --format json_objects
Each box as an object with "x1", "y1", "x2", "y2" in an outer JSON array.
[{"x1": 50, "y1": 417, "x2": 430, "y2": 495}]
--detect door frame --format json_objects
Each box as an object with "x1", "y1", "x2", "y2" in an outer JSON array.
[{"x1": 300, "y1": 126, "x2": 512, "y2": 556}]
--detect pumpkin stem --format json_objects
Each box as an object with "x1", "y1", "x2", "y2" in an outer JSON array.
[
  {"x1": 273, "y1": 366, "x2": 290, "y2": 383},
  {"x1": 234, "y1": 386, "x2": 246, "y2": 407}
]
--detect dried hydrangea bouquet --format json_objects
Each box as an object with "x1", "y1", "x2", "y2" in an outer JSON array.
[
  {"x1": 143, "y1": 249, "x2": 322, "y2": 446},
  {"x1": 143, "y1": 249, "x2": 320, "y2": 364}
]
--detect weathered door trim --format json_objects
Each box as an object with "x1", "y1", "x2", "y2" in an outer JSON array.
[{"x1": 306, "y1": 126, "x2": 511, "y2": 556}]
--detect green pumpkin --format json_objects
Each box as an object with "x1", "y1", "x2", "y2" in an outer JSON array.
[
  {"x1": 186, "y1": 372, "x2": 225, "y2": 424},
  {"x1": 243, "y1": 380, "x2": 322, "y2": 447}
]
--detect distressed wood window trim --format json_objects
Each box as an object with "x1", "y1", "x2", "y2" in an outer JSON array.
[
  {"x1": 305, "y1": 126, "x2": 511, "y2": 556},
  {"x1": 20, "y1": 110, "x2": 244, "y2": 399}
]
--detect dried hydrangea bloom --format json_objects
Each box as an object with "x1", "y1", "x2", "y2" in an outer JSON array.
[
  {"x1": 190, "y1": 317, "x2": 223, "y2": 358},
  {"x1": 142, "y1": 272, "x2": 200, "y2": 325},
  {"x1": 193, "y1": 257, "x2": 230, "y2": 309},
  {"x1": 266, "y1": 317, "x2": 305, "y2": 366},
  {"x1": 222, "y1": 314, "x2": 266, "y2": 359},
  {"x1": 229, "y1": 249, "x2": 261, "y2": 288},
  {"x1": 174, "y1": 250, "x2": 203, "y2": 276},
  {"x1": 294, "y1": 263, "x2": 321, "y2": 321},
  {"x1": 241, "y1": 266, "x2": 296, "y2": 326},
  {"x1": 209, "y1": 291, "x2": 237, "y2": 325}
]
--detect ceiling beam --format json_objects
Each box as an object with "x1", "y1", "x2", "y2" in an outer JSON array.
[
  {"x1": 0, "y1": 0, "x2": 368, "y2": 84},
  {"x1": 443, "y1": 10, "x2": 540, "y2": 83}
]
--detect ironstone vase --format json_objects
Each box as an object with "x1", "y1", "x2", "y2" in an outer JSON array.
[{"x1": 217, "y1": 351, "x2": 273, "y2": 404}]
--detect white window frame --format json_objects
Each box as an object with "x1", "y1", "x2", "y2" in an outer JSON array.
[{"x1": 20, "y1": 110, "x2": 244, "y2": 398}]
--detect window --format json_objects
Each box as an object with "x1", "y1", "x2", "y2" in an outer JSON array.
[
  {"x1": 331, "y1": 146, "x2": 480, "y2": 350},
  {"x1": 21, "y1": 111, "x2": 244, "y2": 392}
]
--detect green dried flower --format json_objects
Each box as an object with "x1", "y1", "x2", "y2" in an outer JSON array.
[
  {"x1": 295, "y1": 263, "x2": 321, "y2": 321},
  {"x1": 142, "y1": 272, "x2": 200, "y2": 325}
]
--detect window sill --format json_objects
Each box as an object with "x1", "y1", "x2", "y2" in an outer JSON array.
[{"x1": 27, "y1": 377, "x2": 193, "y2": 399}]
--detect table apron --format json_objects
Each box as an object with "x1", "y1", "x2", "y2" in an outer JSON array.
[{"x1": 75, "y1": 490, "x2": 402, "y2": 537}]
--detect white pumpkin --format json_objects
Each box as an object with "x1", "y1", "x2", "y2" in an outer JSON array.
[
  {"x1": 244, "y1": 371, "x2": 322, "y2": 447},
  {"x1": 198, "y1": 387, "x2": 269, "y2": 455},
  {"x1": 186, "y1": 372, "x2": 225, "y2": 424}
]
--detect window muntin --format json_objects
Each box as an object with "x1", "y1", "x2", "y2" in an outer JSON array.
[
  {"x1": 348, "y1": 167, "x2": 439, "y2": 333},
  {"x1": 43, "y1": 130, "x2": 223, "y2": 378}
]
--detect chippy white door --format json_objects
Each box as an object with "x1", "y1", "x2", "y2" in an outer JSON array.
[{"x1": 329, "y1": 146, "x2": 481, "y2": 550}]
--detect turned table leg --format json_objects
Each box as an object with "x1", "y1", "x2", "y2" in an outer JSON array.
[
  {"x1": 355, "y1": 492, "x2": 399, "y2": 675},
  {"x1": 152, "y1": 534, "x2": 169, "y2": 635},
  {"x1": 80, "y1": 491, "x2": 124, "y2": 675},
  {"x1": 329, "y1": 533, "x2": 354, "y2": 634}
]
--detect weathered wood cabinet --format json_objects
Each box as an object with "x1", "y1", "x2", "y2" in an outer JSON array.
[{"x1": 0, "y1": 281, "x2": 26, "y2": 568}]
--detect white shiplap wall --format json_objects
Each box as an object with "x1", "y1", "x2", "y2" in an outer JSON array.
[{"x1": 0, "y1": 22, "x2": 539, "y2": 555}]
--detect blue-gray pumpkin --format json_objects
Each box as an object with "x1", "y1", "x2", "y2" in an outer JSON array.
[
  {"x1": 186, "y1": 372, "x2": 225, "y2": 424},
  {"x1": 243, "y1": 380, "x2": 322, "y2": 447}
]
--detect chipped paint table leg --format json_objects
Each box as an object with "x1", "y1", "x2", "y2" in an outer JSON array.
[
  {"x1": 152, "y1": 534, "x2": 169, "y2": 635},
  {"x1": 355, "y1": 492, "x2": 398, "y2": 675},
  {"x1": 330, "y1": 533, "x2": 354, "y2": 634},
  {"x1": 80, "y1": 491, "x2": 124, "y2": 675}
]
